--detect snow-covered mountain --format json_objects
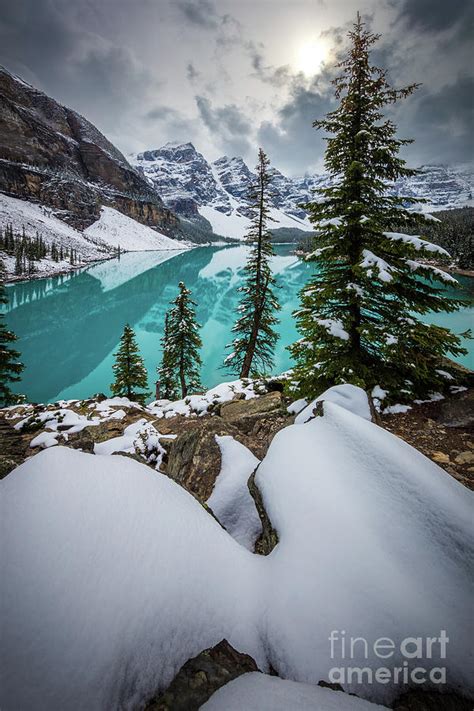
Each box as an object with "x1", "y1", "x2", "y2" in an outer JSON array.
[{"x1": 134, "y1": 142, "x2": 473, "y2": 240}]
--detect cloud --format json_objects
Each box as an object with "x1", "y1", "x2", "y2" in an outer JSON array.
[
  {"x1": 175, "y1": 0, "x2": 221, "y2": 29},
  {"x1": 392, "y1": 0, "x2": 472, "y2": 33},
  {"x1": 186, "y1": 62, "x2": 200, "y2": 81},
  {"x1": 195, "y1": 95, "x2": 253, "y2": 157}
]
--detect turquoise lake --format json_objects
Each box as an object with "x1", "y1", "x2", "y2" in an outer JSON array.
[{"x1": 3, "y1": 244, "x2": 474, "y2": 404}]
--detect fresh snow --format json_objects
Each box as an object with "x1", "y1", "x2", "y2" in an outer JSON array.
[
  {"x1": 202, "y1": 673, "x2": 387, "y2": 711},
  {"x1": 2, "y1": 386, "x2": 473, "y2": 708},
  {"x1": 147, "y1": 379, "x2": 259, "y2": 418},
  {"x1": 84, "y1": 206, "x2": 184, "y2": 251},
  {"x1": 207, "y1": 436, "x2": 261, "y2": 550},
  {"x1": 360, "y1": 250, "x2": 395, "y2": 282},
  {"x1": 383, "y1": 231, "x2": 450, "y2": 255},
  {"x1": 295, "y1": 383, "x2": 372, "y2": 423},
  {"x1": 314, "y1": 317, "x2": 349, "y2": 340}
]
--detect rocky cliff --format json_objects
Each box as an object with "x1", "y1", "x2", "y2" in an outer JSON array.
[{"x1": 0, "y1": 67, "x2": 179, "y2": 234}]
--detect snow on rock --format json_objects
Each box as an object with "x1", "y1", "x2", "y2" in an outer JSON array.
[
  {"x1": 256, "y1": 401, "x2": 474, "y2": 704},
  {"x1": 94, "y1": 418, "x2": 169, "y2": 470},
  {"x1": 207, "y1": 436, "x2": 261, "y2": 550},
  {"x1": 15, "y1": 408, "x2": 101, "y2": 435},
  {"x1": 147, "y1": 379, "x2": 259, "y2": 418},
  {"x1": 202, "y1": 673, "x2": 387, "y2": 711},
  {"x1": 1, "y1": 447, "x2": 264, "y2": 710},
  {"x1": 287, "y1": 397, "x2": 308, "y2": 415},
  {"x1": 29, "y1": 430, "x2": 60, "y2": 449},
  {"x1": 295, "y1": 384, "x2": 372, "y2": 424},
  {"x1": 84, "y1": 206, "x2": 185, "y2": 251},
  {"x1": 2, "y1": 396, "x2": 473, "y2": 708}
]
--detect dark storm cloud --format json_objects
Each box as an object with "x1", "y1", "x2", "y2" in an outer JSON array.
[
  {"x1": 398, "y1": 75, "x2": 474, "y2": 165},
  {"x1": 393, "y1": 0, "x2": 473, "y2": 32},
  {"x1": 175, "y1": 0, "x2": 220, "y2": 29},
  {"x1": 195, "y1": 95, "x2": 253, "y2": 156}
]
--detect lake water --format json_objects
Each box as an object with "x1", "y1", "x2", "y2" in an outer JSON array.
[{"x1": 3, "y1": 244, "x2": 474, "y2": 404}]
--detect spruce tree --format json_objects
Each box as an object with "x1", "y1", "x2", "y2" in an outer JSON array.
[
  {"x1": 225, "y1": 148, "x2": 280, "y2": 379},
  {"x1": 111, "y1": 324, "x2": 150, "y2": 404},
  {"x1": 157, "y1": 313, "x2": 179, "y2": 400},
  {"x1": 290, "y1": 14, "x2": 465, "y2": 403},
  {"x1": 162, "y1": 282, "x2": 202, "y2": 398},
  {"x1": 0, "y1": 264, "x2": 25, "y2": 406}
]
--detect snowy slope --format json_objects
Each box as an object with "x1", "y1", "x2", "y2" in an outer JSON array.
[
  {"x1": 134, "y1": 143, "x2": 473, "y2": 240},
  {"x1": 2, "y1": 385, "x2": 472, "y2": 708},
  {"x1": 83, "y1": 206, "x2": 185, "y2": 251}
]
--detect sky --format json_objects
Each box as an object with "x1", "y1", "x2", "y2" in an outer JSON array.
[{"x1": 0, "y1": 0, "x2": 472, "y2": 175}]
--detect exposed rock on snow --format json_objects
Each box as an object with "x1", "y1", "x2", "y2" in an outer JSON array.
[
  {"x1": 145, "y1": 639, "x2": 259, "y2": 711},
  {"x1": 220, "y1": 391, "x2": 284, "y2": 422},
  {"x1": 294, "y1": 383, "x2": 373, "y2": 423}
]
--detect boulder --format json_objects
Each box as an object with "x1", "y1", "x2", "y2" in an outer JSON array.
[
  {"x1": 219, "y1": 391, "x2": 283, "y2": 421},
  {"x1": 144, "y1": 639, "x2": 259, "y2": 711},
  {"x1": 165, "y1": 418, "x2": 253, "y2": 502},
  {"x1": 435, "y1": 388, "x2": 474, "y2": 428}
]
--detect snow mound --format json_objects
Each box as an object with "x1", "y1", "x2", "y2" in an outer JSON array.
[
  {"x1": 84, "y1": 206, "x2": 184, "y2": 251},
  {"x1": 202, "y1": 672, "x2": 387, "y2": 710},
  {"x1": 2, "y1": 399, "x2": 472, "y2": 707},
  {"x1": 207, "y1": 436, "x2": 261, "y2": 550},
  {"x1": 147, "y1": 379, "x2": 259, "y2": 418},
  {"x1": 295, "y1": 384, "x2": 372, "y2": 423},
  {"x1": 1, "y1": 447, "x2": 263, "y2": 710},
  {"x1": 256, "y1": 400, "x2": 474, "y2": 703}
]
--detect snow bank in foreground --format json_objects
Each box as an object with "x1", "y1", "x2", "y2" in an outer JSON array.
[
  {"x1": 2, "y1": 390, "x2": 472, "y2": 708},
  {"x1": 1, "y1": 448, "x2": 263, "y2": 710},
  {"x1": 207, "y1": 436, "x2": 261, "y2": 550},
  {"x1": 256, "y1": 399, "x2": 473, "y2": 703},
  {"x1": 294, "y1": 383, "x2": 372, "y2": 423},
  {"x1": 84, "y1": 206, "x2": 184, "y2": 251},
  {"x1": 202, "y1": 673, "x2": 387, "y2": 710}
]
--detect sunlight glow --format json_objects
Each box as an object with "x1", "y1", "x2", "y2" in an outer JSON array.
[{"x1": 295, "y1": 39, "x2": 329, "y2": 76}]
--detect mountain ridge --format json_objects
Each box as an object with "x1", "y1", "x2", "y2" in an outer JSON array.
[{"x1": 133, "y1": 142, "x2": 473, "y2": 240}]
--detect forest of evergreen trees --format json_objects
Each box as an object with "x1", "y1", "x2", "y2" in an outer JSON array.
[{"x1": 0, "y1": 224, "x2": 80, "y2": 276}]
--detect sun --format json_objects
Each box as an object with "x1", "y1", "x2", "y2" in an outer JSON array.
[{"x1": 295, "y1": 39, "x2": 329, "y2": 76}]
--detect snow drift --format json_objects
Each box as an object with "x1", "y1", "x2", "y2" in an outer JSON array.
[{"x1": 1, "y1": 386, "x2": 472, "y2": 708}]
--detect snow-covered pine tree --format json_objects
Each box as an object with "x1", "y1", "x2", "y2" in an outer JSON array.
[
  {"x1": 157, "y1": 313, "x2": 179, "y2": 400},
  {"x1": 111, "y1": 324, "x2": 150, "y2": 404},
  {"x1": 0, "y1": 264, "x2": 24, "y2": 406},
  {"x1": 162, "y1": 282, "x2": 202, "y2": 398},
  {"x1": 225, "y1": 148, "x2": 281, "y2": 379},
  {"x1": 290, "y1": 14, "x2": 466, "y2": 403}
]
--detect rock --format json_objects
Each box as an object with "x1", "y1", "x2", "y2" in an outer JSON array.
[
  {"x1": 454, "y1": 451, "x2": 474, "y2": 465},
  {"x1": 144, "y1": 639, "x2": 259, "y2": 711},
  {"x1": 219, "y1": 391, "x2": 283, "y2": 421},
  {"x1": 436, "y1": 389, "x2": 474, "y2": 428},
  {"x1": 165, "y1": 418, "x2": 254, "y2": 502},
  {"x1": 0, "y1": 456, "x2": 20, "y2": 479},
  {"x1": 66, "y1": 429, "x2": 96, "y2": 453},
  {"x1": 0, "y1": 67, "x2": 179, "y2": 235},
  {"x1": 247, "y1": 471, "x2": 278, "y2": 555},
  {"x1": 431, "y1": 451, "x2": 451, "y2": 464},
  {"x1": 392, "y1": 689, "x2": 472, "y2": 710}
]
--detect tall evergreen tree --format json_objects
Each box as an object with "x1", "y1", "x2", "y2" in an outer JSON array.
[
  {"x1": 111, "y1": 324, "x2": 149, "y2": 404},
  {"x1": 290, "y1": 15, "x2": 465, "y2": 403},
  {"x1": 0, "y1": 263, "x2": 25, "y2": 406},
  {"x1": 225, "y1": 148, "x2": 280, "y2": 379},
  {"x1": 161, "y1": 282, "x2": 202, "y2": 398},
  {"x1": 157, "y1": 313, "x2": 179, "y2": 400}
]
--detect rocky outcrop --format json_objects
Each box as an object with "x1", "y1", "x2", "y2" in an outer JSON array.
[
  {"x1": 0, "y1": 67, "x2": 179, "y2": 234},
  {"x1": 165, "y1": 418, "x2": 253, "y2": 502},
  {"x1": 144, "y1": 640, "x2": 259, "y2": 711}
]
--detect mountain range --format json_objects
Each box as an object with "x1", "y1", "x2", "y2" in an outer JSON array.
[
  {"x1": 133, "y1": 142, "x2": 474, "y2": 240},
  {"x1": 0, "y1": 66, "x2": 472, "y2": 272}
]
